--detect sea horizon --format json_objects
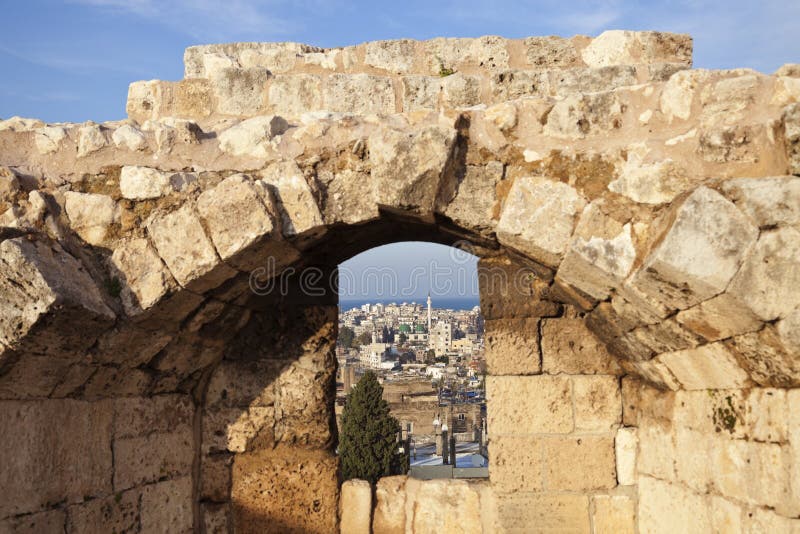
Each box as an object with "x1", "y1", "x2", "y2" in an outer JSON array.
[{"x1": 339, "y1": 296, "x2": 480, "y2": 311}]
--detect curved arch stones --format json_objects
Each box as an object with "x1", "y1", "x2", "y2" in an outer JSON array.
[{"x1": 0, "y1": 31, "x2": 799, "y2": 533}]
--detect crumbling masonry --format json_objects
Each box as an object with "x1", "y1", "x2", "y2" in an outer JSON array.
[{"x1": 0, "y1": 31, "x2": 799, "y2": 533}]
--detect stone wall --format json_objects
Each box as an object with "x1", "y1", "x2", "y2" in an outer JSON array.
[{"x1": 0, "y1": 29, "x2": 799, "y2": 532}]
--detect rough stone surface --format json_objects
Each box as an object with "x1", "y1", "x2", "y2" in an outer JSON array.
[
  {"x1": 64, "y1": 191, "x2": 117, "y2": 245},
  {"x1": 487, "y1": 376, "x2": 573, "y2": 435},
  {"x1": 340, "y1": 479, "x2": 371, "y2": 534}
]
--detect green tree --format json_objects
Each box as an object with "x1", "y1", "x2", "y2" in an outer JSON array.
[
  {"x1": 398, "y1": 332, "x2": 408, "y2": 344},
  {"x1": 339, "y1": 326, "x2": 355, "y2": 348},
  {"x1": 339, "y1": 371, "x2": 408, "y2": 484},
  {"x1": 355, "y1": 332, "x2": 372, "y2": 347},
  {"x1": 424, "y1": 349, "x2": 436, "y2": 364}
]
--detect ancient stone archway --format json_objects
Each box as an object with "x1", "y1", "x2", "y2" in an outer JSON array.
[{"x1": 1, "y1": 31, "x2": 799, "y2": 533}]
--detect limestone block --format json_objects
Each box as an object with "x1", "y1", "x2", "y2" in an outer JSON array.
[
  {"x1": 373, "y1": 475, "x2": 406, "y2": 534},
  {"x1": 0, "y1": 238, "x2": 115, "y2": 357},
  {"x1": 523, "y1": 36, "x2": 580, "y2": 68},
  {"x1": 0, "y1": 509, "x2": 66, "y2": 534},
  {"x1": 147, "y1": 204, "x2": 238, "y2": 293},
  {"x1": 324, "y1": 74, "x2": 395, "y2": 114},
  {"x1": 616, "y1": 426, "x2": 637, "y2": 485},
  {"x1": 109, "y1": 238, "x2": 176, "y2": 316},
  {"x1": 0, "y1": 166, "x2": 20, "y2": 205},
  {"x1": 592, "y1": 495, "x2": 635, "y2": 534},
  {"x1": 487, "y1": 375, "x2": 573, "y2": 435},
  {"x1": 637, "y1": 475, "x2": 712, "y2": 534},
  {"x1": 675, "y1": 426, "x2": 712, "y2": 493},
  {"x1": 0, "y1": 116, "x2": 44, "y2": 131},
  {"x1": 205, "y1": 359, "x2": 280, "y2": 409},
  {"x1": 489, "y1": 436, "x2": 543, "y2": 493},
  {"x1": 660, "y1": 70, "x2": 709, "y2": 122},
  {"x1": 609, "y1": 150, "x2": 691, "y2": 205},
  {"x1": 0, "y1": 400, "x2": 113, "y2": 517},
  {"x1": 112, "y1": 123, "x2": 147, "y2": 151},
  {"x1": 424, "y1": 36, "x2": 509, "y2": 74},
  {"x1": 582, "y1": 31, "x2": 691, "y2": 68},
  {"x1": 746, "y1": 388, "x2": 788, "y2": 443},
  {"x1": 630, "y1": 186, "x2": 758, "y2": 311},
  {"x1": 140, "y1": 477, "x2": 193, "y2": 533},
  {"x1": 210, "y1": 67, "x2": 269, "y2": 116},
  {"x1": 722, "y1": 176, "x2": 800, "y2": 228},
  {"x1": 197, "y1": 174, "x2": 277, "y2": 271},
  {"x1": 490, "y1": 70, "x2": 549, "y2": 102},
  {"x1": 497, "y1": 177, "x2": 586, "y2": 267},
  {"x1": 540, "y1": 316, "x2": 619, "y2": 376},
  {"x1": 789, "y1": 389, "x2": 800, "y2": 517},
  {"x1": 727, "y1": 226, "x2": 800, "y2": 321},
  {"x1": 113, "y1": 427, "x2": 194, "y2": 490},
  {"x1": 200, "y1": 453, "x2": 233, "y2": 502},
  {"x1": 218, "y1": 115, "x2": 289, "y2": 158},
  {"x1": 402, "y1": 76, "x2": 440, "y2": 111},
  {"x1": 675, "y1": 293, "x2": 762, "y2": 342},
  {"x1": 710, "y1": 496, "x2": 743, "y2": 534},
  {"x1": 202, "y1": 503, "x2": 231, "y2": 534},
  {"x1": 119, "y1": 165, "x2": 193, "y2": 200},
  {"x1": 658, "y1": 342, "x2": 750, "y2": 390},
  {"x1": 64, "y1": 191, "x2": 117, "y2": 245},
  {"x1": 543, "y1": 435, "x2": 617, "y2": 491},
  {"x1": 441, "y1": 73, "x2": 481, "y2": 108},
  {"x1": 231, "y1": 447, "x2": 338, "y2": 534},
  {"x1": 484, "y1": 317, "x2": 541, "y2": 375},
  {"x1": 709, "y1": 434, "x2": 749, "y2": 502},
  {"x1": 726, "y1": 325, "x2": 800, "y2": 387},
  {"x1": 369, "y1": 124, "x2": 455, "y2": 214},
  {"x1": 268, "y1": 74, "x2": 323, "y2": 115},
  {"x1": 82, "y1": 366, "x2": 152, "y2": 399},
  {"x1": 258, "y1": 161, "x2": 324, "y2": 237},
  {"x1": 66, "y1": 488, "x2": 139, "y2": 533},
  {"x1": 364, "y1": 39, "x2": 416, "y2": 73},
  {"x1": 441, "y1": 162, "x2": 503, "y2": 235},
  {"x1": 557, "y1": 217, "x2": 635, "y2": 300},
  {"x1": 573, "y1": 375, "x2": 621, "y2": 432},
  {"x1": 411, "y1": 479, "x2": 483, "y2": 534},
  {"x1": 551, "y1": 65, "x2": 637, "y2": 96},
  {"x1": 544, "y1": 92, "x2": 624, "y2": 139},
  {"x1": 202, "y1": 406, "x2": 275, "y2": 454},
  {"x1": 637, "y1": 419, "x2": 676, "y2": 480},
  {"x1": 112, "y1": 394, "x2": 194, "y2": 439},
  {"x1": 745, "y1": 508, "x2": 800, "y2": 533},
  {"x1": 76, "y1": 123, "x2": 107, "y2": 157},
  {"x1": 496, "y1": 493, "x2": 590, "y2": 533},
  {"x1": 34, "y1": 125, "x2": 68, "y2": 154},
  {"x1": 340, "y1": 479, "x2": 371, "y2": 534}
]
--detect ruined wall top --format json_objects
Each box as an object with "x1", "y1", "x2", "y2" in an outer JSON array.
[{"x1": 127, "y1": 31, "x2": 693, "y2": 124}]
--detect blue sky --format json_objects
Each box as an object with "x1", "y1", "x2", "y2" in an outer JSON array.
[{"x1": 2, "y1": 1, "x2": 798, "y2": 299}]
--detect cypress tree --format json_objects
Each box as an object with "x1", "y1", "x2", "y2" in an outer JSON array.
[{"x1": 339, "y1": 371, "x2": 408, "y2": 484}]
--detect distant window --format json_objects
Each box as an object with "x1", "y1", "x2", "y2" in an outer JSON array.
[{"x1": 458, "y1": 413, "x2": 465, "y2": 421}]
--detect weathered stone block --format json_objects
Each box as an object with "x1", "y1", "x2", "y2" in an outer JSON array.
[
  {"x1": 496, "y1": 494, "x2": 590, "y2": 533},
  {"x1": 541, "y1": 317, "x2": 620, "y2": 375},
  {"x1": 675, "y1": 292, "x2": 762, "y2": 342},
  {"x1": 197, "y1": 174, "x2": 277, "y2": 271},
  {"x1": 258, "y1": 161, "x2": 324, "y2": 237},
  {"x1": 487, "y1": 375, "x2": 573, "y2": 435},
  {"x1": 147, "y1": 204, "x2": 238, "y2": 293},
  {"x1": 630, "y1": 186, "x2": 758, "y2": 311},
  {"x1": 268, "y1": 74, "x2": 323, "y2": 115},
  {"x1": 140, "y1": 477, "x2": 194, "y2": 533},
  {"x1": 727, "y1": 226, "x2": 800, "y2": 322},
  {"x1": 542, "y1": 435, "x2": 617, "y2": 491},
  {"x1": 484, "y1": 317, "x2": 541, "y2": 375},
  {"x1": 441, "y1": 162, "x2": 503, "y2": 235},
  {"x1": 369, "y1": 124, "x2": 455, "y2": 215},
  {"x1": 0, "y1": 509, "x2": 66, "y2": 534},
  {"x1": 572, "y1": 375, "x2": 621, "y2": 431},
  {"x1": 66, "y1": 488, "x2": 139, "y2": 533},
  {"x1": 324, "y1": 74, "x2": 395, "y2": 114},
  {"x1": 113, "y1": 427, "x2": 194, "y2": 491},
  {"x1": 0, "y1": 238, "x2": 115, "y2": 358},
  {"x1": 340, "y1": 479, "x2": 371, "y2": 534},
  {"x1": 721, "y1": 176, "x2": 800, "y2": 228},
  {"x1": 364, "y1": 39, "x2": 416, "y2": 73},
  {"x1": 616, "y1": 426, "x2": 637, "y2": 485},
  {"x1": 710, "y1": 496, "x2": 743, "y2": 534},
  {"x1": 497, "y1": 177, "x2": 586, "y2": 267},
  {"x1": 658, "y1": 342, "x2": 750, "y2": 390},
  {"x1": 543, "y1": 92, "x2": 624, "y2": 139},
  {"x1": 401, "y1": 76, "x2": 440, "y2": 111},
  {"x1": 551, "y1": 65, "x2": 637, "y2": 95},
  {"x1": 113, "y1": 394, "x2": 194, "y2": 439},
  {"x1": 638, "y1": 475, "x2": 711, "y2": 534},
  {"x1": 231, "y1": 446, "x2": 338, "y2": 534},
  {"x1": 411, "y1": 479, "x2": 483, "y2": 534},
  {"x1": 726, "y1": 325, "x2": 800, "y2": 388},
  {"x1": 0, "y1": 400, "x2": 113, "y2": 517},
  {"x1": 592, "y1": 495, "x2": 635, "y2": 534},
  {"x1": 637, "y1": 419, "x2": 675, "y2": 480},
  {"x1": 441, "y1": 73, "x2": 481, "y2": 108},
  {"x1": 202, "y1": 406, "x2": 275, "y2": 454},
  {"x1": 109, "y1": 238, "x2": 176, "y2": 317},
  {"x1": 489, "y1": 436, "x2": 543, "y2": 493},
  {"x1": 217, "y1": 115, "x2": 289, "y2": 159},
  {"x1": 477, "y1": 256, "x2": 561, "y2": 320},
  {"x1": 523, "y1": 36, "x2": 580, "y2": 68},
  {"x1": 491, "y1": 70, "x2": 548, "y2": 102},
  {"x1": 64, "y1": 191, "x2": 117, "y2": 246},
  {"x1": 373, "y1": 475, "x2": 406, "y2": 534},
  {"x1": 210, "y1": 67, "x2": 269, "y2": 116}
]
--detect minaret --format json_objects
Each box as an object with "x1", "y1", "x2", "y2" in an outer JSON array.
[{"x1": 427, "y1": 292, "x2": 432, "y2": 333}]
